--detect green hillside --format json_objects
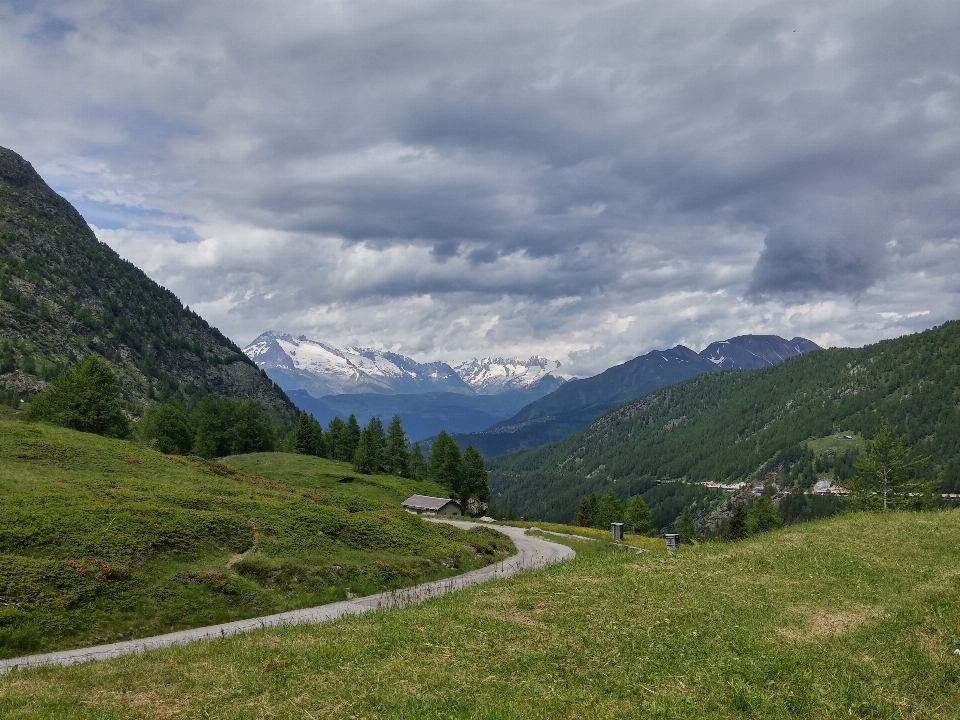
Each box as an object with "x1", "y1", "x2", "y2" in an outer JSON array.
[
  {"x1": 0, "y1": 419, "x2": 512, "y2": 658},
  {"x1": 0, "y1": 146, "x2": 294, "y2": 421},
  {"x1": 489, "y1": 320, "x2": 960, "y2": 523},
  {"x1": 4, "y1": 510, "x2": 959, "y2": 719}
]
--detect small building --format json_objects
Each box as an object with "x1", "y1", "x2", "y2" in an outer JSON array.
[
  {"x1": 401, "y1": 494, "x2": 461, "y2": 516},
  {"x1": 813, "y1": 479, "x2": 833, "y2": 495}
]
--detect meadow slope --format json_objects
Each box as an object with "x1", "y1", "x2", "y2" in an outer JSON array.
[
  {"x1": 0, "y1": 420, "x2": 513, "y2": 658},
  {"x1": 2, "y1": 509, "x2": 958, "y2": 719}
]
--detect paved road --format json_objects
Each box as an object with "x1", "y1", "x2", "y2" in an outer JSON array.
[{"x1": 0, "y1": 521, "x2": 574, "y2": 674}]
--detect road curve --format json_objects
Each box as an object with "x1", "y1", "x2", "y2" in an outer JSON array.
[{"x1": 0, "y1": 521, "x2": 574, "y2": 674}]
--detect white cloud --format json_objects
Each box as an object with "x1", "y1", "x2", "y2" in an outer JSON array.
[{"x1": 3, "y1": 0, "x2": 960, "y2": 376}]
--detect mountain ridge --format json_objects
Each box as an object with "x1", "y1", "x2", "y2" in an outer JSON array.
[
  {"x1": 0, "y1": 146, "x2": 296, "y2": 421},
  {"x1": 453, "y1": 334, "x2": 821, "y2": 456},
  {"x1": 243, "y1": 331, "x2": 566, "y2": 398},
  {"x1": 487, "y1": 321, "x2": 960, "y2": 523}
]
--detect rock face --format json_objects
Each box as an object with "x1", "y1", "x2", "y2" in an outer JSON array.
[
  {"x1": 0, "y1": 146, "x2": 296, "y2": 422},
  {"x1": 452, "y1": 335, "x2": 821, "y2": 457}
]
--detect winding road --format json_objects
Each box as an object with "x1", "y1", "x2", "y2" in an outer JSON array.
[{"x1": 0, "y1": 521, "x2": 574, "y2": 674}]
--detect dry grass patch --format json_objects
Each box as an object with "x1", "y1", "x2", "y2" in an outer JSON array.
[
  {"x1": 85, "y1": 687, "x2": 185, "y2": 719},
  {"x1": 778, "y1": 603, "x2": 884, "y2": 641}
]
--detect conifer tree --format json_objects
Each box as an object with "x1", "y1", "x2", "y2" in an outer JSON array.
[
  {"x1": 676, "y1": 506, "x2": 695, "y2": 544},
  {"x1": 344, "y1": 414, "x2": 362, "y2": 460},
  {"x1": 460, "y1": 445, "x2": 490, "y2": 512},
  {"x1": 382, "y1": 414, "x2": 410, "y2": 476},
  {"x1": 594, "y1": 490, "x2": 625, "y2": 529},
  {"x1": 353, "y1": 427, "x2": 380, "y2": 474},
  {"x1": 850, "y1": 422, "x2": 933, "y2": 511},
  {"x1": 428, "y1": 431, "x2": 462, "y2": 494},
  {"x1": 326, "y1": 417, "x2": 347, "y2": 460},
  {"x1": 293, "y1": 410, "x2": 314, "y2": 455},
  {"x1": 624, "y1": 495, "x2": 653, "y2": 535},
  {"x1": 727, "y1": 500, "x2": 748, "y2": 541},
  {"x1": 745, "y1": 496, "x2": 782, "y2": 535},
  {"x1": 574, "y1": 496, "x2": 593, "y2": 527},
  {"x1": 367, "y1": 416, "x2": 386, "y2": 449},
  {"x1": 308, "y1": 414, "x2": 327, "y2": 457},
  {"x1": 408, "y1": 442, "x2": 427, "y2": 480}
]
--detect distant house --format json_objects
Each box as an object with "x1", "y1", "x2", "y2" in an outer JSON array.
[{"x1": 401, "y1": 494, "x2": 461, "y2": 516}]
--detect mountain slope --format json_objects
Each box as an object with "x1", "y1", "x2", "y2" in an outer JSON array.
[
  {"x1": 488, "y1": 321, "x2": 960, "y2": 522},
  {"x1": 456, "y1": 335, "x2": 820, "y2": 456},
  {"x1": 0, "y1": 146, "x2": 295, "y2": 421},
  {"x1": 288, "y1": 387, "x2": 550, "y2": 441}
]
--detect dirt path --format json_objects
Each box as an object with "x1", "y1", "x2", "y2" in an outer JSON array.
[{"x1": 0, "y1": 521, "x2": 574, "y2": 674}]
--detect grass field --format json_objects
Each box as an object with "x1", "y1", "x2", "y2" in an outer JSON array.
[
  {"x1": 3, "y1": 508, "x2": 959, "y2": 719},
  {"x1": 805, "y1": 433, "x2": 866, "y2": 456},
  {"x1": 0, "y1": 420, "x2": 514, "y2": 658}
]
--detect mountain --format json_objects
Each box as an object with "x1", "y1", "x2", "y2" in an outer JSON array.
[
  {"x1": 487, "y1": 321, "x2": 960, "y2": 524},
  {"x1": 453, "y1": 335, "x2": 821, "y2": 457},
  {"x1": 454, "y1": 356, "x2": 566, "y2": 395},
  {"x1": 0, "y1": 146, "x2": 296, "y2": 421},
  {"x1": 288, "y1": 383, "x2": 567, "y2": 442},
  {"x1": 243, "y1": 332, "x2": 471, "y2": 397},
  {"x1": 244, "y1": 332, "x2": 566, "y2": 399}
]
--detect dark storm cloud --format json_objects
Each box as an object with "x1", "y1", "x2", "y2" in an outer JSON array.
[{"x1": 2, "y1": 0, "x2": 960, "y2": 372}]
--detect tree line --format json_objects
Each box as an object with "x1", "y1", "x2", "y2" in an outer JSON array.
[
  {"x1": 291, "y1": 411, "x2": 490, "y2": 511},
  {"x1": 23, "y1": 354, "x2": 492, "y2": 511}
]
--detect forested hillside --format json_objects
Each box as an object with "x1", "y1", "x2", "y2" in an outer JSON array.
[
  {"x1": 455, "y1": 335, "x2": 818, "y2": 457},
  {"x1": 489, "y1": 321, "x2": 960, "y2": 523},
  {"x1": 0, "y1": 147, "x2": 295, "y2": 421}
]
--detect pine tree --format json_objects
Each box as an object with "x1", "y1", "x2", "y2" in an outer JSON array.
[
  {"x1": 727, "y1": 501, "x2": 748, "y2": 541},
  {"x1": 746, "y1": 496, "x2": 782, "y2": 535},
  {"x1": 344, "y1": 414, "x2": 362, "y2": 460},
  {"x1": 353, "y1": 427, "x2": 381, "y2": 474},
  {"x1": 624, "y1": 495, "x2": 653, "y2": 535},
  {"x1": 308, "y1": 415, "x2": 327, "y2": 457},
  {"x1": 574, "y1": 496, "x2": 593, "y2": 527},
  {"x1": 27, "y1": 355, "x2": 129, "y2": 438},
  {"x1": 327, "y1": 417, "x2": 347, "y2": 460},
  {"x1": 382, "y1": 415, "x2": 409, "y2": 476},
  {"x1": 367, "y1": 416, "x2": 386, "y2": 449},
  {"x1": 850, "y1": 422, "x2": 933, "y2": 511},
  {"x1": 460, "y1": 445, "x2": 490, "y2": 512},
  {"x1": 594, "y1": 490, "x2": 625, "y2": 529},
  {"x1": 293, "y1": 411, "x2": 314, "y2": 455},
  {"x1": 676, "y1": 506, "x2": 695, "y2": 544},
  {"x1": 428, "y1": 431, "x2": 462, "y2": 495},
  {"x1": 408, "y1": 442, "x2": 427, "y2": 480}
]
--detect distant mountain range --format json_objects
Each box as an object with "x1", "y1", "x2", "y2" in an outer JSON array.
[
  {"x1": 487, "y1": 321, "x2": 960, "y2": 524},
  {"x1": 243, "y1": 332, "x2": 567, "y2": 439},
  {"x1": 452, "y1": 335, "x2": 820, "y2": 457},
  {"x1": 243, "y1": 332, "x2": 565, "y2": 397},
  {"x1": 0, "y1": 146, "x2": 295, "y2": 422}
]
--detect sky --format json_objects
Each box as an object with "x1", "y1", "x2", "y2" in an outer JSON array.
[{"x1": 2, "y1": 0, "x2": 959, "y2": 377}]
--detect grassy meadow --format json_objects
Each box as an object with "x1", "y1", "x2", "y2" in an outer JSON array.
[
  {"x1": 2, "y1": 509, "x2": 959, "y2": 719},
  {"x1": 0, "y1": 419, "x2": 513, "y2": 658}
]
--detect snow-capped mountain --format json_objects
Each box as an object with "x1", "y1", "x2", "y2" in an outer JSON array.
[
  {"x1": 243, "y1": 332, "x2": 470, "y2": 396},
  {"x1": 454, "y1": 357, "x2": 565, "y2": 395}
]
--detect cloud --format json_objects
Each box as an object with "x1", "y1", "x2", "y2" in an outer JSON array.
[{"x1": 2, "y1": 0, "x2": 960, "y2": 375}]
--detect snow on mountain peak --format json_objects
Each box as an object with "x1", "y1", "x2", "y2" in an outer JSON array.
[
  {"x1": 243, "y1": 332, "x2": 563, "y2": 397},
  {"x1": 454, "y1": 356, "x2": 563, "y2": 394}
]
